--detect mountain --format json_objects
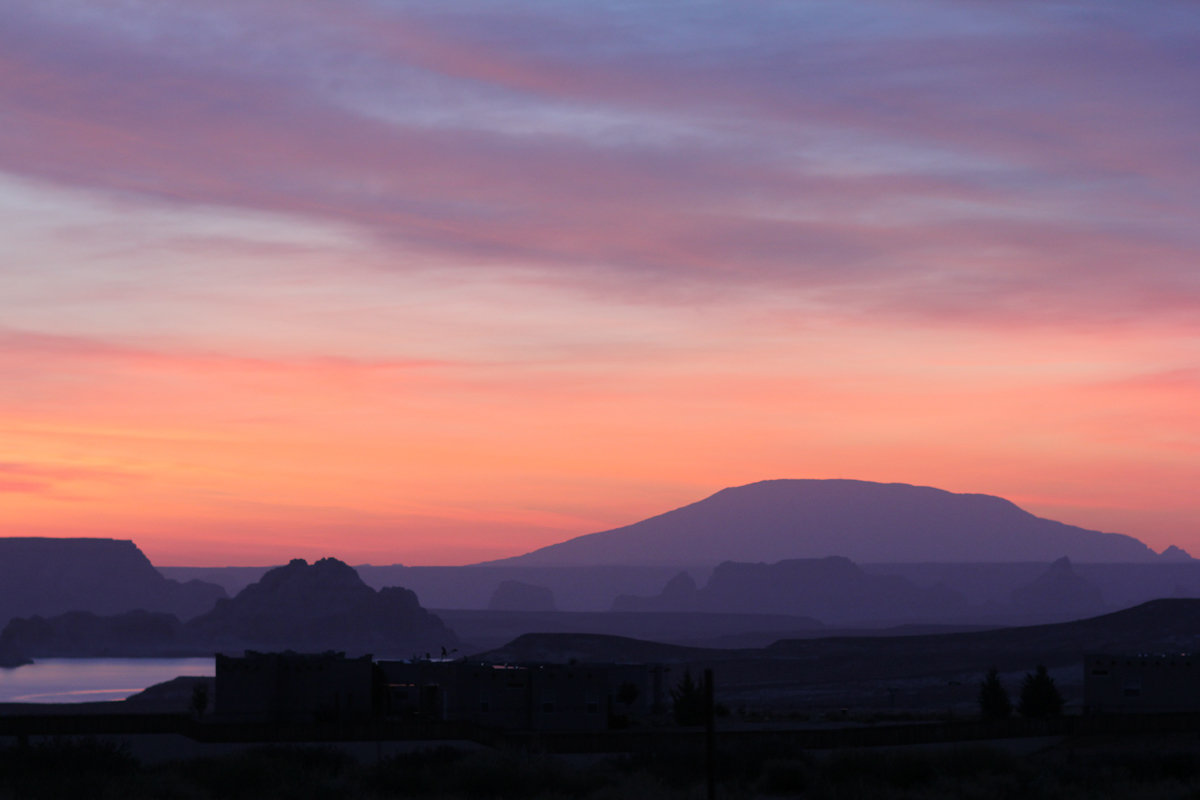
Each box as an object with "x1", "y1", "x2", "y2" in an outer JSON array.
[
  {"x1": 613, "y1": 557, "x2": 963, "y2": 624},
  {"x1": 497, "y1": 480, "x2": 1164, "y2": 566},
  {"x1": 477, "y1": 599, "x2": 1200, "y2": 711},
  {"x1": 0, "y1": 538, "x2": 226, "y2": 625},
  {"x1": 0, "y1": 610, "x2": 189, "y2": 658},
  {"x1": 2, "y1": 558, "x2": 461, "y2": 660},
  {"x1": 1009, "y1": 556, "x2": 1107, "y2": 622},
  {"x1": 613, "y1": 571, "x2": 700, "y2": 613},
  {"x1": 185, "y1": 557, "x2": 458, "y2": 657},
  {"x1": 0, "y1": 637, "x2": 30, "y2": 668}
]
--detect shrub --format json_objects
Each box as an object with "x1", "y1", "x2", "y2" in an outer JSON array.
[
  {"x1": 978, "y1": 666, "x2": 1013, "y2": 720},
  {"x1": 1018, "y1": 664, "x2": 1064, "y2": 718}
]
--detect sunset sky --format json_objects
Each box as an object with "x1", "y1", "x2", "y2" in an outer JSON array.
[{"x1": 2, "y1": 1, "x2": 1198, "y2": 566}]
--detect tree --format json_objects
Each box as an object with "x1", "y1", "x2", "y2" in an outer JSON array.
[
  {"x1": 190, "y1": 682, "x2": 209, "y2": 719},
  {"x1": 1018, "y1": 664, "x2": 1064, "y2": 718},
  {"x1": 977, "y1": 667, "x2": 1012, "y2": 720},
  {"x1": 671, "y1": 669, "x2": 707, "y2": 726}
]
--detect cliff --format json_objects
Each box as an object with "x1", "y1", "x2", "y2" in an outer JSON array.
[{"x1": 0, "y1": 538, "x2": 225, "y2": 625}]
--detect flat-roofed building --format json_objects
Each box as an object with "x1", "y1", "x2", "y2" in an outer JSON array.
[
  {"x1": 1085, "y1": 653, "x2": 1200, "y2": 713},
  {"x1": 377, "y1": 660, "x2": 663, "y2": 731},
  {"x1": 215, "y1": 650, "x2": 378, "y2": 723}
]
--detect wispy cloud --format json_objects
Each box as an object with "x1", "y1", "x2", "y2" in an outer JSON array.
[
  {"x1": 1, "y1": 1, "x2": 1197, "y2": 322},
  {"x1": 3, "y1": 1, "x2": 1199, "y2": 561}
]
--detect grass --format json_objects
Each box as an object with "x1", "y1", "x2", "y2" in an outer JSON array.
[{"x1": 3, "y1": 735, "x2": 1200, "y2": 798}]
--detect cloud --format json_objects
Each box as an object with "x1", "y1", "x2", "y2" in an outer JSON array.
[
  {"x1": 0, "y1": 1, "x2": 1197, "y2": 325},
  {"x1": 0, "y1": 461, "x2": 137, "y2": 495}
]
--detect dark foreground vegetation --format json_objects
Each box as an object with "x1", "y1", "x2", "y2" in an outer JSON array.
[{"x1": 5, "y1": 735, "x2": 1200, "y2": 799}]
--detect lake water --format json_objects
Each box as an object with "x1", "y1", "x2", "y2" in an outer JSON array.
[{"x1": 0, "y1": 658, "x2": 214, "y2": 703}]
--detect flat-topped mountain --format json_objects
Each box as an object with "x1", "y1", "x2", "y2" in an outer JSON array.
[
  {"x1": 497, "y1": 480, "x2": 1165, "y2": 566},
  {"x1": 0, "y1": 537, "x2": 225, "y2": 625}
]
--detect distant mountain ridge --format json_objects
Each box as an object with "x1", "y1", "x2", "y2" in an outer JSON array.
[
  {"x1": 187, "y1": 558, "x2": 458, "y2": 657},
  {"x1": 0, "y1": 538, "x2": 225, "y2": 626},
  {"x1": 496, "y1": 480, "x2": 1168, "y2": 566},
  {"x1": 479, "y1": 598, "x2": 1200, "y2": 688},
  {"x1": 2, "y1": 557, "x2": 459, "y2": 661},
  {"x1": 614, "y1": 556, "x2": 963, "y2": 624}
]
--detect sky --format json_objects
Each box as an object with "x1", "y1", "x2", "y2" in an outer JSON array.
[{"x1": 2, "y1": 1, "x2": 1199, "y2": 566}]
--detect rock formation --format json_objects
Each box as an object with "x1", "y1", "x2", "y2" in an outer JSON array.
[
  {"x1": 612, "y1": 571, "x2": 699, "y2": 612},
  {"x1": 613, "y1": 557, "x2": 963, "y2": 624},
  {"x1": 0, "y1": 610, "x2": 188, "y2": 658},
  {"x1": 1010, "y1": 556, "x2": 1107, "y2": 622},
  {"x1": 185, "y1": 557, "x2": 457, "y2": 657},
  {"x1": 0, "y1": 636, "x2": 31, "y2": 668},
  {"x1": 0, "y1": 537, "x2": 225, "y2": 626}
]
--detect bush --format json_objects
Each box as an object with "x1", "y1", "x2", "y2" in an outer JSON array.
[
  {"x1": 1018, "y1": 664, "x2": 1064, "y2": 718},
  {"x1": 978, "y1": 666, "x2": 1012, "y2": 720},
  {"x1": 670, "y1": 669, "x2": 708, "y2": 726}
]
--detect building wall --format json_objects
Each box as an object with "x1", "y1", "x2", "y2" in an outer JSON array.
[
  {"x1": 378, "y1": 661, "x2": 662, "y2": 731},
  {"x1": 216, "y1": 651, "x2": 377, "y2": 723},
  {"x1": 1085, "y1": 653, "x2": 1200, "y2": 713}
]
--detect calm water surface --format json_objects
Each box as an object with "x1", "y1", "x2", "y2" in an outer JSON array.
[{"x1": 0, "y1": 658, "x2": 214, "y2": 703}]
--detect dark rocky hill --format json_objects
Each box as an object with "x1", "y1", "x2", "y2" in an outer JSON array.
[
  {"x1": 613, "y1": 571, "x2": 700, "y2": 612},
  {"x1": 479, "y1": 599, "x2": 1200, "y2": 711},
  {"x1": 185, "y1": 558, "x2": 458, "y2": 658},
  {"x1": 497, "y1": 480, "x2": 1164, "y2": 566},
  {"x1": 2, "y1": 558, "x2": 460, "y2": 660},
  {"x1": 0, "y1": 610, "x2": 189, "y2": 658},
  {"x1": 0, "y1": 538, "x2": 225, "y2": 625},
  {"x1": 0, "y1": 637, "x2": 30, "y2": 668}
]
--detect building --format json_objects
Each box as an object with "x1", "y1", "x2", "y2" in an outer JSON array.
[
  {"x1": 1084, "y1": 653, "x2": 1200, "y2": 713},
  {"x1": 215, "y1": 650, "x2": 379, "y2": 723},
  {"x1": 377, "y1": 660, "x2": 665, "y2": 731}
]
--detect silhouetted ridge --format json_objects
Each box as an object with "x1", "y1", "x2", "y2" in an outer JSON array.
[
  {"x1": 186, "y1": 557, "x2": 457, "y2": 657},
  {"x1": 479, "y1": 632, "x2": 717, "y2": 664},
  {"x1": 1, "y1": 610, "x2": 186, "y2": 658},
  {"x1": 495, "y1": 479, "x2": 1160, "y2": 566},
  {"x1": 1161, "y1": 545, "x2": 1193, "y2": 561},
  {"x1": 476, "y1": 599, "x2": 1200, "y2": 698},
  {"x1": 0, "y1": 636, "x2": 30, "y2": 668},
  {"x1": 1009, "y1": 556, "x2": 1106, "y2": 622},
  {"x1": 0, "y1": 537, "x2": 225, "y2": 625},
  {"x1": 612, "y1": 571, "x2": 698, "y2": 612},
  {"x1": 614, "y1": 556, "x2": 961, "y2": 623}
]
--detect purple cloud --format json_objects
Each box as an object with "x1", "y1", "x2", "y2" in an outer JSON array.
[{"x1": 1, "y1": 0, "x2": 1197, "y2": 323}]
